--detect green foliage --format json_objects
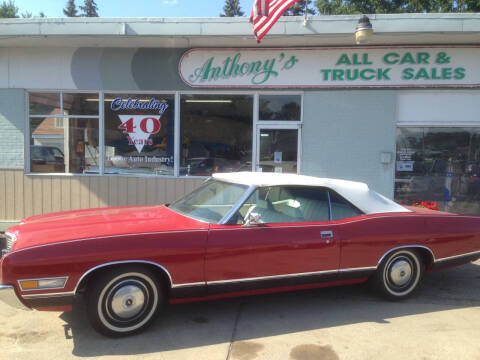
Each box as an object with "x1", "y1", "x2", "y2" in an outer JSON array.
[
  {"x1": 63, "y1": 0, "x2": 78, "y2": 17},
  {"x1": 0, "y1": 0, "x2": 19, "y2": 18},
  {"x1": 220, "y1": 0, "x2": 244, "y2": 17},
  {"x1": 21, "y1": 10, "x2": 32, "y2": 18},
  {"x1": 284, "y1": 0, "x2": 316, "y2": 15},
  {"x1": 315, "y1": 0, "x2": 480, "y2": 14},
  {"x1": 80, "y1": 0, "x2": 98, "y2": 17}
]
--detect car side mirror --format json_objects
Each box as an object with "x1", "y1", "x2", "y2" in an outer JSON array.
[{"x1": 244, "y1": 212, "x2": 264, "y2": 227}]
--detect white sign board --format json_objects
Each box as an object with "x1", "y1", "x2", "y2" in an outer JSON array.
[{"x1": 179, "y1": 46, "x2": 480, "y2": 88}]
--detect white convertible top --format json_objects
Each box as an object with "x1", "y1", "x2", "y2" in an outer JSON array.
[{"x1": 213, "y1": 172, "x2": 410, "y2": 215}]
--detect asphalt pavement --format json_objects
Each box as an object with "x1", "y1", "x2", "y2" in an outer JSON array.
[{"x1": 1, "y1": 260, "x2": 479, "y2": 360}]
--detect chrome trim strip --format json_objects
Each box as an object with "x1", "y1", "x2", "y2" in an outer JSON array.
[
  {"x1": 21, "y1": 291, "x2": 75, "y2": 299},
  {"x1": 73, "y1": 260, "x2": 174, "y2": 293},
  {"x1": 219, "y1": 185, "x2": 257, "y2": 225},
  {"x1": 339, "y1": 266, "x2": 377, "y2": 273},
  {"x1": 435, "y1": 250, "x2": 480, "y2": 263},
  {"x1": 17, "y1": 276, "x2": 68, "y2": 292},
  {"x1": 377, "y1": 245, "x2": 436, "y2": 266},
  {"x1": 207, "y1": 269, "x2": 339, "y2": 285},
  {"x1": 0, "y1": 285, "x2": 30, "y2": 310},
  {"x1": 206, "y1": 266, "x2": 377, "y2": 286},
  {"x1": 171, "y1": 282, "x2": 205, "y2": 288}
]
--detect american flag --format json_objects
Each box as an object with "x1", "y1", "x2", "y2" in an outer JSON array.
[{"x1": 250, "y1": 0, "x2": 301, "y2": 43}]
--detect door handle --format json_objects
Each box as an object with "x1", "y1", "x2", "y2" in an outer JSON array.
[{"x1": 320, "y1": 231, "x2": 333, "y2": 238}]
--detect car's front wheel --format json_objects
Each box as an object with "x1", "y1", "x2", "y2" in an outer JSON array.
[
  {"x1": 86, "y1": 266, "x2": 164, "y2": 337},
  {"x1": 373, "y1": 249, "x2": 424, "y2": 300}
]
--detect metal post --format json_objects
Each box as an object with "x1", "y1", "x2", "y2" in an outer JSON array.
[{"x1": 303, "y1": 1, "x2": 309, "y2": 26}]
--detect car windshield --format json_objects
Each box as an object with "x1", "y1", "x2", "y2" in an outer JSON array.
[{"x1": 168, "y1": 180, "x2": 248, "y2": 223}]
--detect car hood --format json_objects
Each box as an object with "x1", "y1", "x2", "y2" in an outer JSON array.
[{"x1": 7, "y1": 205, "x2": 209, "y2": 251}]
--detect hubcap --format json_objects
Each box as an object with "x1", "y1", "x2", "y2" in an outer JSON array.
[
  {"x1": 389, "y1": 259, "x2": 412, "y2": 287},
  {"x1": 110, "y1": 282, "x2": 146, "y2": 319}
]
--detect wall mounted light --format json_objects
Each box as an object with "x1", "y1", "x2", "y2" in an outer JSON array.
[{"x1": 355, "y1": 15, "x2": 373, "y2": 44}]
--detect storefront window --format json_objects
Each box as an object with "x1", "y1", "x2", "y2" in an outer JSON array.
[
  {"x1": 29, "y1": 92, "x2": 100, "y2": 174},
  {"x1": 104, "y1": 94, "x2": 175, "y2": 176},
  {"x1": 259, "y1": 95, "x2": 301, "y2": 121},
  {"x1": 395, "y1": 127, "x2": 480, "y2": 215},
  {"x1": 180, "y1": 94, "x2": 253, "y2": 176},
  {"x1": 28, "y1": 92, "x2": 301, "y2": 177}
]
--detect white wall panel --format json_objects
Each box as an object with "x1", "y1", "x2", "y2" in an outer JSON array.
[{"x1": 397, "y1": 90, "x2": 480, "y2": 126}]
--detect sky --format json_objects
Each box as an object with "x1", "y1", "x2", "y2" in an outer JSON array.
[{"x1": 12, "y1": 0, "x2": 254, "y2": 18}]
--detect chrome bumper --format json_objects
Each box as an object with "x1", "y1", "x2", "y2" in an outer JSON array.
[{"x1": 0, "y1": 285, "x2": 30, "y2": 310}]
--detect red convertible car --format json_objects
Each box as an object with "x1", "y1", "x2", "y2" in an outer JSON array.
[{"x1": 1, "y1": 172, "x2": 479, "y2": 336}]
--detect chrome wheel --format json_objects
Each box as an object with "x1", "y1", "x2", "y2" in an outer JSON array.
[
  {"x1": 387, "y1": 257, "x2": 413, "y2": 288},
  {"x1": 107, "y1": 280, "x2": 148, "y2": 321},
  {"x1": 87, "y1": 267, "x2": 164, "y2": 337}
]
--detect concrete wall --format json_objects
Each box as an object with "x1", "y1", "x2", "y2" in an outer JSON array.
[
  {"x1": 301, "y1": 90, "x2": 397, "y2": 198},
  {"x1": 0, "y1": 89, "x2": 25, "y2": 169}
]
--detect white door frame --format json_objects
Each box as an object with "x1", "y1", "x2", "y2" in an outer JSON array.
[{"x1": 254, "y1": 123, "x2": 302, "y2": 174}]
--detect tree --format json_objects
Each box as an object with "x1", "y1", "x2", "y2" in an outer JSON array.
[
  {"x1": 220, "y1": 0, "x2": 244, "y2": 17},
  {"x1": 284, "y1": 0, "x2": 316, "y2": 15},
  {"x1": 63, "y1": 0, "x2": 78, "y2": 17},
  {"x1": 79, "y1": 0, "x2": 98, "y2": 17},
  {"x1": 314, "y1": 0, "x2": 480, "y2": 14},
  {"x1": 0, "y1": 0, "x2": 19, "y2": 18},
  {"x1": 20, "y1": 10, "x2": 47, "y2": 18}
]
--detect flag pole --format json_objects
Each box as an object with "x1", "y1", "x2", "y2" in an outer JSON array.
[{"x1": 303, "y1": 1, "x2": 308, "y2": 26}]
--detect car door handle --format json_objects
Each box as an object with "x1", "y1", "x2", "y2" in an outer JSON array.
[{"x1": 320, "y1": 231, "x2": 333, "y2": 238}]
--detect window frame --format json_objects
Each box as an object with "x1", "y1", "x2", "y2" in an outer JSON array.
[{"x1": 25, "y1": 90, "x2": 304, "y2": 178}]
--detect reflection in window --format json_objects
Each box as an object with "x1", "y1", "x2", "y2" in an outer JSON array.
[
  {"x1": 63, "y1": 93, "x2": 99, "y2": 116},
  {"x1": 395, "y1": 127, "x2": 480, "y2": 215},
  {"x1": 30, "y1": 117, "x2": 99, "y2": 174},
  {"x1": 259, "y1": 129, "x2": 298, "y2": 173},
  {"x1": 180, "y1": 95, "x2": 253, "y2": 176},
  {"x1": 104, "y1": 94, "x2": 175, "y2": 176},
  {"x1": 29, "y1": 93, "x2": 61, "y2": 116},
  {"x1": 259, "y1": 95, "x2": 301, "y2": 121},
  {"x1": 329, "y1": 192, "x2": 363, "y2": 220},
  {"x1": 169, "y1": 180, "x2": 248, "y2": 223},
  {"x1": 29, "y1": 92, "x2": 100, "y2": 174}
]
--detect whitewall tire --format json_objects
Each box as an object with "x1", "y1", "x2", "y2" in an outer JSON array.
[
  {"x1": 87, "y1": 266, "x2": 164, "y2": 337},
  {"x1": 374, "y1": 249, "x2": 424, "y2": 300}
]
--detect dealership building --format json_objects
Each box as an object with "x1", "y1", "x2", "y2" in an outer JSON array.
[{"x1": 0, "y1": 14, "x2": 479, "y2": 229}]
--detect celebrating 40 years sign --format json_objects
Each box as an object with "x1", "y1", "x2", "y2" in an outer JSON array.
[{"x1": 179, "y1": 46, "x2": 480, "y2": 88}]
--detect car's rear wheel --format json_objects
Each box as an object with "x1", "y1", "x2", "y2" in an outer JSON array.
[
  {"x1": 86, "y1": 266, "x2": 164, "y2": 337},
  {"x1": 373, "y1": 249, "x2": 424, "y2": 300}
]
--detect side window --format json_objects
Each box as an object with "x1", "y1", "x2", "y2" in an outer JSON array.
[
  {"x1": 238, "y1": 186, "x2": 330, "y2": 224},
  {"x1": 329, "y1": 191, "x2": 363, "y2": 220}
]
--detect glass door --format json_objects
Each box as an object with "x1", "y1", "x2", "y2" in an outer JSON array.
[{"x1": 256, "y1": 125, "x2": 300, "y2": 173}]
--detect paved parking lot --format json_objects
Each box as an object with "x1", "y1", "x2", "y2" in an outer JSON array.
[{"x1": 1, "y1": 260, "x2": 479, "y2": 360}]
